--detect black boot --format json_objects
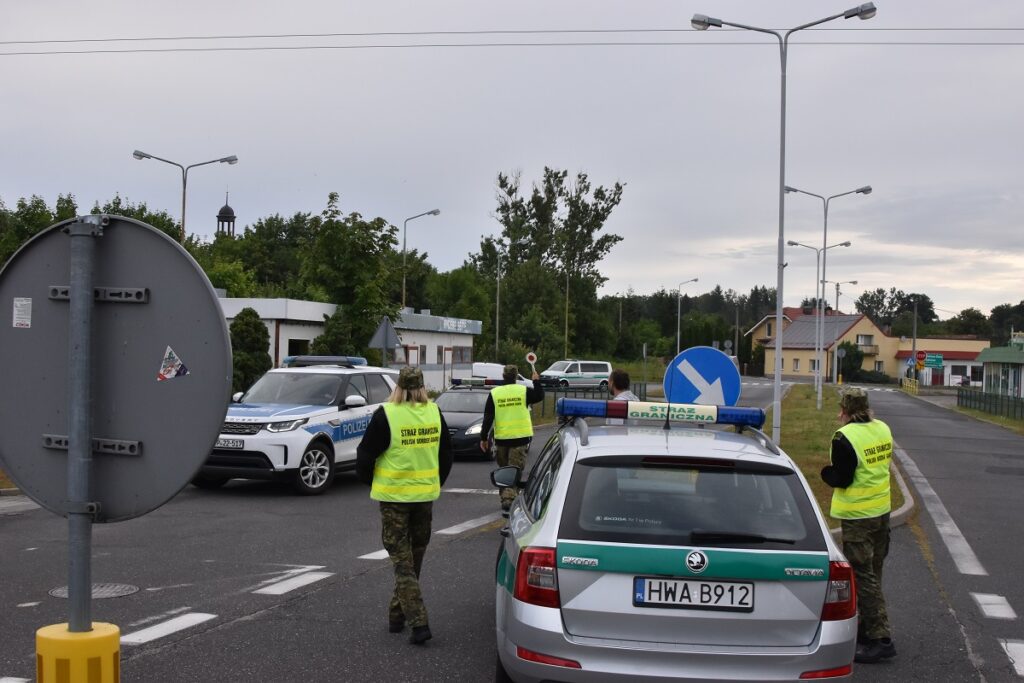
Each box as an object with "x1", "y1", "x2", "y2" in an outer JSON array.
[
  {"x1": 388, "y1": 618, "x2": 405, "y2": 633},
  {"x1": 855, "y1": 637, "x2": 896, "y2": 663},
  {"x1": 409, "y1": 625, "x2": 432, "y2": 645}
]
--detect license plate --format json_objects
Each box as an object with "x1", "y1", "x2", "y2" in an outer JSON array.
[
  {"x1": 633, "y1": 577, "x2": 754, "y2": 612},
  {"x1": 215, "y1": 438, "x2": 243, "y2": 449}
]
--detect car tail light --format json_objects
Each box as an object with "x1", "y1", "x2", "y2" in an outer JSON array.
[
  {"x1": 514, "y1": 546, "x2": 559, "y2": 608},
  {"x1": 799, "y1": 664, "x2": 853, "y2": 679},
  {"x1": 516, "y1": 646, "x2": 581, "y2": 669},
  {"x1": 821, "y1": 560, "x2": 857, "y2": 621}
]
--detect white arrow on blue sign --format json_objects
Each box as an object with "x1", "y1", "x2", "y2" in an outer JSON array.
[{"x1": 663, "y1": 346, "x2": 742, "y2": 406}]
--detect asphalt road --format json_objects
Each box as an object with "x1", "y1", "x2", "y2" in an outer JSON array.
[{"x1": 2, "y1": 384, "x2": 1023, "y2": 681}]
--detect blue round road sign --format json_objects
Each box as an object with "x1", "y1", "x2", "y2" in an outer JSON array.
[{"x1": 663, "y1": 346, "x2": 742, "y2": 406}]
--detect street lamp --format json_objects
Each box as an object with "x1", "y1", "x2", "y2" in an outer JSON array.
[
  {"x1": 823, "y1": 279, "x2": 858, "y2": 383},
  {"x1": 495, "y1": 252, "x2": 502, "y2": 358},
  {"x1": 132, "y1": 150, "x2": 238, "y2": 244},
  {"x1": 692, "y1": 3, "x2": 876, "y2": 444},
  {"x1": 676, "y1": 278, "x2": 699, "y2": 356},
  {"x1": 401, "y1": 209, "x2": 440, "y2": 309},
  {"x1": 787, "y1": 239, "x2": 851, "y2": 404},
  {"x1": 786, "y1": 184, "x2": 871, "y2": 408}
]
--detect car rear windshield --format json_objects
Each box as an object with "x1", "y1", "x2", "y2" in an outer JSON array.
[
  {"x1": 559, "y1": 457, "x2": 826, "y2": 552},
  {"x1": 435, "y1": 390, "x2": 489, "y2": 413},
  {"x1": 243, "y1": 373, "x2": 343, "y2": 406}
]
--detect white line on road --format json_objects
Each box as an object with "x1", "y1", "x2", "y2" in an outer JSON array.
[
  {"x1": 971, "y1": 593, "x2": 1017, "y2": 620},
  {"x1": 253, "y1": 571, "x2": 333, "y2": 595},
  {"x1": 435, "y1": 512, "x2": 503, "y2": 535},
  {"x1": 16, "y1": 602, "x2": 39, "y2": 608},
  {"x1": 0, "y1": 498, "x2": 39, "y2": 515},
  {"x1": 445, "y1": 488, "x2": 498, "y2": 495},
  {"x1": 121, "y1": 613, "x2": 217, "y2": 645},
  {"x1": 127, "y1": 606, "x2": 193, "y2": 629},
  {"x1": 895, "y1": 446, "x2": 987, "y2": 576},
  {"x1": 358, "y1": 549, "x2": 390, "y2": 560},
  {"x1": 1, "y1": 677, "x2": 31, "y2": 682},
  {"x1": 1001, "y1": 639, "x2": 1024, "y2": 676}
]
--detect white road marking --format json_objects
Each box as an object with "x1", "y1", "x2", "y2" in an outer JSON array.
[
  {"x1": 121, "y1": 613, "x2": 217, "y2": 645},
  {"x1": 145, "y1": 583, "x2": 194, "y2": 592},
  {"x1": 24, "y1": 548, "x2": 37, "y2": 552},
  {"x1": 253, "y1": 571, "x2": 333, "y2": 595},
  {"x1": 895, "y1": 447, "x2": 987, "y2": 576},
  {"x1": 1, "y1": 677, "x2": 31, "y2": 682},
  {"x1": 16, "y1": 602, "x2": 39, "y2": 608},
  {"x1": 444, "y1": 488, "x2": 499, "y2": 495},
  {"x1": 127, "y1": 606, "x2": 193, "y2": 628},
  {"x1": 435, "y1": 512, "x2": 503, "y2": 535},
  {"x1": 246, "y1": 563, "x2": 327, "y2": 592},
  {"x1": 0, "y1": 498, "x2": 39, "y2": 515},
  {"x1": 1001, "y1": 639, "x2": 1024, "y2": 676},
  {"x1": 359, "y1": 550, "x2": 390, "y2": 560},
  {"x1": 971, "y1": 593, "x2": 1017, "y2": 620}
]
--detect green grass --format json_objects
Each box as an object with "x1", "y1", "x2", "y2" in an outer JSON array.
[
  {"x1": 612, "y1": 358, "x2": 667, "y2": 389},
  {"x1": 771, "y1": 383, "x2": 904, "y2": 527},
  {"x1": 953, "y1": 406, "x2": 1024, "y2": 436}
]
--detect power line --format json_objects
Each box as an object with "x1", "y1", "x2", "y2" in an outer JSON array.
[{"x1": 3, "y1": 40, "x2": 1024, "y2": 58}]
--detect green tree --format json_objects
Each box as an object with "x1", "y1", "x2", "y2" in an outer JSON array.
[
  {"x1": 310, "y1": 308, "x2": 353, "y2": 355},
  {"x1": 990, "y1": 302, "x2": 1024, "y2": 346},
  {"x1": 838, "y1": 341, "x2": 864, "y2": 382},
  {"x1": 91, "y1": 195, "x2": 178, "y2": 240},
  {"x1": 230, "y1": 307, "x2": 272, "y2": 393}
]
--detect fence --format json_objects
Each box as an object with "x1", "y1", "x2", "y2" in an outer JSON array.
[
  {"x1": 958, "y1": 388, "x2": 1024, "y2": 420},
  {"x1": 900, "y1": 377, "x2": 919, "y2": 396},
  {"x1": 530, "y1": 383, "x2": 648, "y2": 420}
]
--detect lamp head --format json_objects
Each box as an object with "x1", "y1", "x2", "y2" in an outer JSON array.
[
  {"x1": 840, "y1": 241, "x2": 852, "y2": 247},
  {"x1": 844, "y1": 2, "x2": 877, "y2": 20},
  {"x1": 849, "y1": 280, "x2": 859, "y2": 285},
  {"x1": 786, "y1": 240, "x2": 799, "y2": 246},
  {"x1": 856, "y1": 185, "x2": 872, "y2": 195},
  {"x1": 132, "y1": 150, "x2": 150, "y2": 160},
  {"x1": 221, "y1": 155, "x2": 239, "y2": 165},
  {"x1": 691, "y1": 13, "x2": 721, "y2": 30},
  {"x1": 784, "y1": 185, "x2": 799, "y2": 194},
  {"x1": 428, "y1": 209, "x2": 441, "y2": 216}
]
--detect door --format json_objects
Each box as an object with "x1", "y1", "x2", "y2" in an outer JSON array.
[
  {"x1": 334, "y1": 375, "x2": 374, "y2": 463},
  {"x1": 565, "y1": 362, "x2": 581, "y2": 387},
  {"x1": 443, "y1": 347, "x2": 453, "y2": 387}
]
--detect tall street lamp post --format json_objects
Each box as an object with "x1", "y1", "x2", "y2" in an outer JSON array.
[
  {"x1": 495, "y1": 252, "x2": 501, "y2": 358},
  {"x1": 786, "y1": 185, "x2": 871, "y2": 408},
  {"x1": 824, "y1": 279, "x2": 858, "y2": 382},
  {"x1": 401, "y1": 209, "x2": 440, "y2": 309},
  {"x1": 676, "y1": 278, "x2": 699, "y2": 356},
  {"x1": 786, "y1": 239, "x2": 852, "y2": 406},
  {"x1": 132, "y1": 150, "x2": 238, "y2": 244},
  {"x1": 692, "y1": 2, "x2": 876, "y2": 444}
]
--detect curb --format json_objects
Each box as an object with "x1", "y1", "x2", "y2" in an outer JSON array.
[
  {"x1": 829, "y1": 440, "x2": 914, "y2": 545},
  {"x1": 0, "y1": 487, "x2": 22, "y2": 497}
]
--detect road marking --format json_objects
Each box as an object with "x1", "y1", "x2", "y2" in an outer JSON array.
[
  {"x1": 17, "y1": 602, "x2": 39, "y2": 608},
  {"x1": 971, "y1": 593, "x2": 1017, "y2": 620},
  {"x1": 121, "y1": 613, "x2": 216, "y2": 645},
  {"x1": 127, "y1": 606, "x2": 193, "y2": 628},
  {"x1": 445, "y1": 488, "x2": 498, "y2": 495},
  {"x1": 24, "y1": 548, "x2": 37, "y2": 552},
  {"x1": 1001, "y1": 640, "x2": 1024, "y2": 676},
  {"x1": 0, "y1": 498, "x2": 39, "y2": 515},
  {"x1": 145, "y1": 583, "x2": 194, "y2": 592},
  {"x1": 895, "y1": 447, "x2": 987, "y2": 576},
  {"x1": 1, "y1": 677, "x2": 31, "y2": 682},
  {"x1": 246, "y1": 563, "x2": 328, "y2": 592},
  {"x1": 359, "y1": 549, "x2": 390, "y2": 560},
  {"x1": 435, "y1": 511, "x2": 503, "y2": 535},
  {"x1": 253, "y1": 571, "x2": 333, "y2": 595}
]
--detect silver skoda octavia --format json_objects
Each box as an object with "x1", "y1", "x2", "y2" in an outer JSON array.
[{"x1": 492, "y1": 399, "x2": 857, "y2": 682}]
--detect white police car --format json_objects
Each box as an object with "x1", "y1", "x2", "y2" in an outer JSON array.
[
  {"x1": 492, "y1": 398, "x2": 857, "y2": 682},
  {"x1": 193, "y1": 357, "x2": 398, "y2": 495}
]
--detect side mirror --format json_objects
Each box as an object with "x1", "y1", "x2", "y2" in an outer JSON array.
[
  {"x1": 344, "y1": 395, "x2": 368, "y2": 408},
  {"x1": 232, "y1": 392, "x2": 244, "y2": 403},
  {"x1": 491, "y1": 466, "x2": 522, "y2": 489}
]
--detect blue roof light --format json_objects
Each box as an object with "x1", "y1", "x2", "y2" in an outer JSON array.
[{"x1": 556, "y1": 398, "x2": 764, "y2": 429}]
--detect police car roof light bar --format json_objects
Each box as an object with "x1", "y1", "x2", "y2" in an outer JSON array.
[
  {"x1": 555, "y1": 398, "x2": 765, "y2": 429},
  {"x1": 282, "y1": 355, "x2": 368, "y2": 367},
  {"x1": 451, "y1": 378, "x2": 502, "y2": 386}
]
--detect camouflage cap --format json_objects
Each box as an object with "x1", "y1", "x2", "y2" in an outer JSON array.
[
  {"x1": 839, "y1": 387, "x2": 870, "y2": 414},
  {"x1": 503, "y1": 364, "x2": 518, "y2": 380},
  {"x1": 398, "y1": 366, "x2": 424, "y2": 390}
]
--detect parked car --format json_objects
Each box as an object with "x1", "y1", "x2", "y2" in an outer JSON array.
[
  {"x1": 471, "y1": 362, "x2": 532, "y2": 386},
  {"x1": 491, "y1": 398, "x2": 857, "y2": 682},
  {"x1": 193, "y1": 359, "x2": 398, "y2": 495},
  {"x1": 538, "y1": 360, "x2": 612, "y2": 390},
  {"x1": 434, "y1": 385, "x2": 495, "y2": 460}
]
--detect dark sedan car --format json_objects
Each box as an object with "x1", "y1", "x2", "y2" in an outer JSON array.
[{"x1": 434, "y1": 386, "x2": 495, "y2": 460}]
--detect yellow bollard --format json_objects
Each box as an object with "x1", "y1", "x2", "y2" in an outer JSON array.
[
  {"x1": 838, "y1": 374, "x2": 843, "y2": 386},
  {"x1": 36, "y1": 623, "x2": 120, "y2": 683}
]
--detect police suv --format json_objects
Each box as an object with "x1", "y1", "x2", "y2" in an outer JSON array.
[
  {"x1": 194, "y1": 357, "x2": 398, "y2": 495},
  {"x1": 492, "y1": 398, "x2": 857, "y2": 682}
]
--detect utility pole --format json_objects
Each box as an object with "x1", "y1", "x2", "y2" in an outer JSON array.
[{"x1": 495, "y1": 252, "x2": 501, "y2": 359}]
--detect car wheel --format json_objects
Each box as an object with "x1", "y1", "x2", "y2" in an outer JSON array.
[
  {"x1": 599, "y1": 380, "x2": 609, "y2": 392},
  {"x1": 558, "y1": 379, "x2": 569, "y2": 389},
  {"x1": 495, "y1": 653, "x2": 514, "y2": 683},
  {"x1": 293, "y1": 442, "x2": 335, "y2": 495},
  {"x1": 191, "y1": 474, "x2": 229, "y2": 490}
]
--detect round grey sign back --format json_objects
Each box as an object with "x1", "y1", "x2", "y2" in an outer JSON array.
[{"x1": 0, "y1": 216, "x2": 232, "y2": 521}]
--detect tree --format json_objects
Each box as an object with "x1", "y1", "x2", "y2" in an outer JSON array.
[
  {"x1": 92, "y1": 195, "x2": 178, "y2": 240},
  {"x1": 990, "y1": 302, "x2": 1024, "y2": 346},
  {"x1": 838, "y1": 341, "x2": 864, "y2": 382},
  {"x1": 230, "y1": 307, "x2": 271, "y2": 393},
  {"x1": 310, "y1": 308, "x2": 354, "y2": 356},
  {"x1": 946, "y1": 307, "x2": 992, "y2": 337}
]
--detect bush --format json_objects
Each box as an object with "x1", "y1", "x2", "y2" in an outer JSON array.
[{"x1": 854, "y1": 370, "x2": 893, "y2": 385}]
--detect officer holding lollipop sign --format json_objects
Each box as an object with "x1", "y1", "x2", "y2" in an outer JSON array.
[{"x1": 480, "y1": 352, "x2": 544, "y2": 513}]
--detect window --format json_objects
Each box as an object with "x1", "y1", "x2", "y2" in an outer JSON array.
[
  {"x1": 767, "y1": 322, "x2": 773, "y2": 337},
  {"x1": 566, "y1": 363, "x2": 580, "y2": 374},
  {"x1": 419, "y1": 346, "x2": 427, "y2": 365},
  {"x1": 810, "y1": 359, "x2": 819, "y2": 372},
  {"x1": 874, "y1": 361, "x2": 884, "y2": 372},
  {"x1": 366, "y1": 374, "x2": 393, "y2": 404},
  {"x1": 951, "y1": 364, "x2": 967, "y2": 377},
  {"x1": 792, "y1": 358, "x2": 800, "y2": 372},
  {"x1": 244, "y1": 373, "x2": 342, "y2": 406},
  {"x1": 437, "y1": 345, "x2": 444, "y2": 364},
  {"x1": 581, "y1": 362, "x2": 609, "y2": 374},
  {"x1": 287, "y1": 339, "x2": 310, "y2": 356},
  {"x1": 452, "y1": 346, "x2": 473, "y2": 364},
  {"x1": 971, "y1": 366, "x2": 983, "y2": 382},
  {"x1": 856, "y1": 334, "x2": 874, "y2": 345},
  {"x1": 344, "y1": 375, "x2": 368, "y2": 401},
  {"x1": 523, "y1": 435, "x2": 563, "y2": 520}
]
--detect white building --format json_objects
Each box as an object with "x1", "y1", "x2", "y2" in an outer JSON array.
[{"x1": 218, "y1": 297, "x2": 337, "y2": 368}]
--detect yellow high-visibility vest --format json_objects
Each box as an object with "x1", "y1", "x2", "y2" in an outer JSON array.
[
  {"x1": 491, "y1": 384, "x2": 533, "y2": 440},
  {"x1": 830, "y1": 420, "x2": 893, "y2": 519},
  {"x1": 371, "y1": 402, "x2": 442, "y2": 502}
]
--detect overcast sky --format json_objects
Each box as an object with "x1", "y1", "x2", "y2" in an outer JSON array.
[{"x1": 3, "y1": 1, "x2": 1022, "y2": 317}]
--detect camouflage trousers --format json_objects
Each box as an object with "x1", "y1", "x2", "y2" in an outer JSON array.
[
  {"x1": 380, "y1": 501, "x2": 433, "y2": 628},
  {"x1": 495, "y1": 442, "x2": 529, "y2": 509},
  {"x1": 842, "y1": 514, "x2": 891, "y2": 641}
]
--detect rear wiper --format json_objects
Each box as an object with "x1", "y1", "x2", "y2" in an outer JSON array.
[{"x1": 690, "y1": 529, "x2": 795, "y2": 545}]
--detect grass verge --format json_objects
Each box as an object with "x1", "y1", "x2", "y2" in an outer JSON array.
[
  {"x1": 953, "y1": 406, "x2": 1024, "y2": 436},
  {"x1": 772, "y1": 383, "x2": 904, "y2": 528}
]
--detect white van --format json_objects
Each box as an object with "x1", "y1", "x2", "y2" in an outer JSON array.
[
  {"x1": 471, "y1": 362, "x2": 532, "y2": 386},
  {"x1": 539, "y1": 359, "x2": 612, "y2": 390}
]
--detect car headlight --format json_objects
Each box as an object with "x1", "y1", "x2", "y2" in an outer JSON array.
[
  {"x1": 265, "y1": 418, "x2": 309, "y2": 433},
  {"x1": 465, "y1": 423, "x2": 482, "y2": 436}
]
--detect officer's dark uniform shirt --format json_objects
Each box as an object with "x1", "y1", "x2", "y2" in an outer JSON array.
[
  {"x1": 820, "y1": 416, "x2": 872, "y2": 489},
  {"x1": 356, "y1": 407, "x2": 454, "y2": 486},
  {"x1": 480, "y1": 379, "x2": 545, "y2": 447}
]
